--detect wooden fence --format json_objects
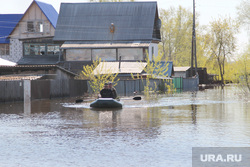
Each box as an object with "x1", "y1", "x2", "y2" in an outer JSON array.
[
  {"x1": 0, "y1": 79, "x2": 88, "y2": 102},
  {"x1": 0, "y1": 77, "x2": 199, "y2": 102},
  {"x1": 0, "y1": 80, "x2": 24, "y2": 102}
]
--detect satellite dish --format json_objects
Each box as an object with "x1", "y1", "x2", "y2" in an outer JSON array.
[{"x1": 156, "y1": 19, "x2": 161, "y2": 29}]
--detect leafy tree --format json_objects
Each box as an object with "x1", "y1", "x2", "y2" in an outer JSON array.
[
  {"x1": 237, "y1": 0, "x2": 250, "y2": 25},
  {"x1": 237, "y1": 45, "x2": 250, "y2": 92},
  {"x1": 159, "y1": 7, "x2": 175, "y2": 61},
  {"x1": 159, "y1": 6, "x2": 199, "y2": 66},
  {"x1": 78, "y1": 58, "x2": 119, "y2": 95},
  {"x1": 206, "y1": 17, "x2": 239, "y2": 86},
  {"x1": 132, "y1": 53, "x2": 174, "y2": 96}
]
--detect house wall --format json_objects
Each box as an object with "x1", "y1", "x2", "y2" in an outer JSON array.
[
  {"x1": 173, "y1": 71, "x2": 187, "y2": 78},
  {"x1": 55, "y1": 69, "x2": 74, "y2": 80},
  {"x1": 149, "y1": 43, "x2": 158, "y2": 61}
]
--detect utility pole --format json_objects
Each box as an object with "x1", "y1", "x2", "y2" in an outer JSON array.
[{"x1": 191, "y1": 0, "x2": 197, "y2": 77}]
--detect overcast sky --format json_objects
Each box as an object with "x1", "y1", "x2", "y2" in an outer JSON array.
[{"x1": 0, "y1": 0, "x2": 248, "y2": 50}]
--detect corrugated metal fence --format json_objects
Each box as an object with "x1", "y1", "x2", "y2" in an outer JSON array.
[
  {"x1": 0, "y1": 79, "x2": 88, "y2": 102},
  {"x1": 173, "y1": 77, "x2": 199, "y2": 91},
  {"x1": 182, "y1": 77, "x2": 199, "y2": 91},
  {"x1": 88, "y1": 79, "x2": 173, "y2": 96}
]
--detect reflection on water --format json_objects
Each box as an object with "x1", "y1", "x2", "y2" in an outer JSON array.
[{"x1": 0, "y1": 86, "x2": 249, "y2": 167}]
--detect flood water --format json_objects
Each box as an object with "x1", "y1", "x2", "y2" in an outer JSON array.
[{"x1": 0, "y1": 86, "x2": 249, "y2": 167}]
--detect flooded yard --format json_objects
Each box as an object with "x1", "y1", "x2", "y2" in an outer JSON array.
[{"x1": 0, "y1": 86, "x2": 249, "y2": 167}]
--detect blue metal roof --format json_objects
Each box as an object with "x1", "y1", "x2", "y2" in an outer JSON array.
[
  {"x1": 152, "y1": 61, "x2": 174, "y2": 77},
  {"x1": 35, "y1": 0, "x2": 58, "y2": 28},
  {"x1": 54, "y1": 2, "x2": 160, "y2": 42},
  {"x1": 0, "y1": 14, "x2": 23, "y2": 43}
]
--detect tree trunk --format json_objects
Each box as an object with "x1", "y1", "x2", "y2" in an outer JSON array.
[{"x1": 217, "y1": 57, "x2": 224, "y2": 88}]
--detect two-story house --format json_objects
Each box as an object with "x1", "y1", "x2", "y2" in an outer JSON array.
[
  {"x1": 7, "y1": 0, "x2": 59, "y2": 64},
  {"x1": 53, "y1": 2, "x2": 161, "y2": 73}
]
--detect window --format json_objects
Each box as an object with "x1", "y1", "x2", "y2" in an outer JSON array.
[
  {"x1": 66, "y1": 49, "x2": 91, "y2": 61},
  {"x1": 24, "y1": 43, "x2": 60, "y2": 56},
  {"x1": 36, "y1": 22, "x2": 43, "y2": 32},
  {"x1": 27, "y1": 21, "x2": 44, "y2": 33},
  {"x1": 118, "y1": 48, "x2": 144, "y2": 60},
  {"x1": 0, "y1": 44, "x2": 10, "y2": 55},
  {"x1": 27, "y1": 21, "x2": 34, "y2": 32},
  {"x1": 92, "y1": 49, "x2": 116, "y2": 61},
  {"x1": 25, "y1": 44, "x2": 45, "y2": 55},
  {"x1": 47, "y1": 44, "x2": 60, "y2": 55}
]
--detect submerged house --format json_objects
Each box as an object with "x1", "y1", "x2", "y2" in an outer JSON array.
[
  {"x1": 3, "y1": 0, "x2": 59, "y2": 65},
  {"x1": 54, "y1": 2, "x2": 161, "y2": 73}
]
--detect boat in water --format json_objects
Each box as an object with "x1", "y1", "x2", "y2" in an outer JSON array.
[{"x1": 90, "y1": 98, "x2": 122, "y2": 108}]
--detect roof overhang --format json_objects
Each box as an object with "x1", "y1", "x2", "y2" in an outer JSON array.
[
  {"x1": 174, "y1": 66, "x2": 191, "y2": 72},
  {"x1": 61, "y1": 41, "x2": 151, "y2": 49},
  {"x1": 0, "y1": 58, "x2": 16, "y2": 66}
]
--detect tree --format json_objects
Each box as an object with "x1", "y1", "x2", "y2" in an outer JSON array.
[
  {"x1": 159, "y1": 8, "x2": 175, "y2": 61},
  {"x1": 159, "y1": 6, "x2": 195, "y2": 66},
  {"x1": 206, "y1": 17, "x2": 239, "y2": 86},
  {"x1": 78, "y1": 58, "x2": 119, "y2": 95},
  {"x1": 237, "y1": 0, "x2": 250, "y2": 25},
  {"x1": 132, "y1": 53, "x2": 174, "y2": 96},
  {"x1": 237, "y1": 45, "x2": 250, "y2": 92}
]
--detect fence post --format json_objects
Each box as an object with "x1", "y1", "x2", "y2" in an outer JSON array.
[{"x1": 23, "y1": 80, "x2": 31, "y2": 115}]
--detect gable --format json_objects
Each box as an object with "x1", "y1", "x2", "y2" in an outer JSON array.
[
  {"x1": 9, "y1": 0, "x2": 58, "y2": 37},
  {"x1": 0, "y1": 14, "x2": 22, "y2": 43},
  {"x1": 54, "y1": 2, "x2": 160, "y2": 42}
]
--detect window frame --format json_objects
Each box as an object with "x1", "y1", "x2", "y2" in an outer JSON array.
[{"x1": 0, "y1": 44, "x2": 10, "y2": 56}]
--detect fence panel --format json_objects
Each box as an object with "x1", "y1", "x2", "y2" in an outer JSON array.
[
  {"x1": 173, "y1": 77, "x2": 183, "y2": 89},
  {"x1": 69, "y1": 80, "x2": 88, "y2": 97},
  {"x1": 183, "y1": 78, "x2": 199, "y2": 91},
  {"x1": 115, "y1": 81, "x2": 125, "y2": 96},
  {"x1": 0, "y1": 81, "x2": 23, "y2": 102},
  {"x1": 50, "y1": 79, "x2": 69, "y2": 98},
  {"x1": 31, "y1": 80, "x2": 50, "y2": 99}
]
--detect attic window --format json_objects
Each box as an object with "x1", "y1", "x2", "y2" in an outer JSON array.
[{"x1": 27, "y1": 21, "x2": 34, "y2": 32}]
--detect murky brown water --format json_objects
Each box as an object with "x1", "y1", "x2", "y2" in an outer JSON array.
[{"x1": 0, "y1": 86, "x2": 249, "y2": 167}]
